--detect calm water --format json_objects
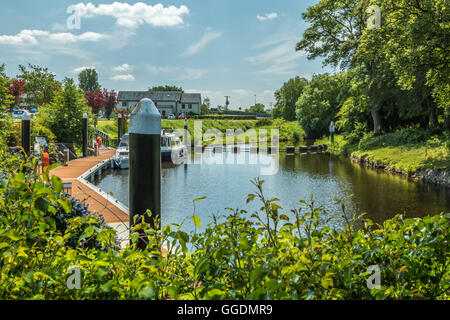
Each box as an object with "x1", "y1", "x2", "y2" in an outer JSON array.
[{"x1": 93, "y1": 148, "x2": 450, "y2": 232}]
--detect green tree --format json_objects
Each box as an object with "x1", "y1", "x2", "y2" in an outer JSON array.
[
  {"x1": 296, "y1": 0, "x2": 386, "y2": 133},
  {"x1": 38, "y1": 78, "x2": 90, "y2": 145},
  {"x1": 0, "y1": 64, "x2": 13, "y2": 147},
  {"x1": 17, "y1": 64, "x2": 60, "y2": 107},
  {"x1": 381, "y1": 0, "x2": 449, "y2": 129},
  {"x1": 78, "y1": 68, "x2": 100, "y2": 93},
  {"x1": 296, "y1": 73, "x2": 347, "y2": 138},
  {"x1": 149, "y1": 85, "x2": 184, "y2": 92},
  {"x1": 275, "y1": 77, "x2": 309, "y2": 121},
  {"x1": 247, "y1": 103, "x2": 266, "y2": 113}
]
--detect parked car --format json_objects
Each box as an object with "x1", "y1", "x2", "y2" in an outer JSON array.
[
  {"x1": 12, "y1": 110, "x2": 25, "y2": 119},
  {"x1": 167, "y1": 114, "x2": 176, "y2": 120},
  {"x1": 178, "y1": 114, "x2": 186, "y2": 119}
]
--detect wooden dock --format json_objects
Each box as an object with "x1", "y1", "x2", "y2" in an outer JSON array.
[{"x1": 51, "y1": 149, "x2": 129, "y2": 224}]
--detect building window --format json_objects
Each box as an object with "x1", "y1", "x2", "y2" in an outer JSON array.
[
  {"x1": 189, "y1": 104, "x2": 192, "y2": 109},
  {"x1": 182, "y1": 104, "x2": 186, "y2": 109}
]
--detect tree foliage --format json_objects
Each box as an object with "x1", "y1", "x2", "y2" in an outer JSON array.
[
  {"x1": 274, "y1": 77, "x2": 309, "y2": 121},
  {"x1": 149, "y1": 85, "x2": 184, "y2": 92},
  {"x1": 78, "y1": 68, "x2": 100, "y2": 93},
  {"x1": 38, "y1": 78, "x2": 90, "y2": 145},
  {"x1": 296, "y1": 0, "x2": 450, "y2": 133},
  {"x1": 103, "y1": 89, "x2": 118, "y2": 120},
  {"x1": 17, "y1": 64, "x2": 60, "y2": 107}
]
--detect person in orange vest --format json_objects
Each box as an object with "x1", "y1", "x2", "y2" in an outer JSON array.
[
  {"x1": 96, "y1": 136, "x2": 102, "y2": 149},
  {"x1": 42, "y1": 151, "x2": 50, "y2": 173}
]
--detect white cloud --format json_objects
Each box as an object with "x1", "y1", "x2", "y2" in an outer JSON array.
[
  {"x1": 178, "y1": 68, "x2": 207, "y2": 80},
  {"x1": 111, "y1": 74, "x2": 135, "y2": 81},
  {"x1": 232, "y1": 89, "x2": 252, "y2": 96},
  {"x1": 0, "y1": 29, "x2": 106, "y2": 46},
  {"x1": 183, "y1": 29, "x2": 222, "y2": 56},
  {"x1": 147, "y1": 65, "x2": 207, "y2": 80},
  {"x1": 72, "y1": 2, "x2": 190, "y2": 29},
  {"x1": 256, "y1": 13, "x2": 278, "y2": 21},
  {"x1": 148, "y1": 65, "x2": 179, "y2": 74},
  {"x1": 114, "y1": 64, "x2": 133, "y2": 72},
  {"x1": 245, "y1": 36, "x2": 306, "y2": 76},
  {"x1": 71, "y1": 66, "x2": 96, "y2": 74}
]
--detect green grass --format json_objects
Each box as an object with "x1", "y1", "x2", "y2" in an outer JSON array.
[
  {"x1": 316, "y1": 129, "x2": 450, "y2": 174},
  {"x1": 97, "y1": 119, "x2": 305, "y2": 145}
]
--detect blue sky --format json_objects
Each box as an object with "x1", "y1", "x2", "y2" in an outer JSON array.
[{"x1": 0, "y1": 0, "x2": 333, "y2": 109}]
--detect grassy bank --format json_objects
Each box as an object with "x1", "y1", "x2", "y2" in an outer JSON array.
[
  {"x1": 97, "y1": 119, "x2": 305, "y2": 145},
  {"x1": 316, "y1": 129, "x2": 450, "y2": 175}
]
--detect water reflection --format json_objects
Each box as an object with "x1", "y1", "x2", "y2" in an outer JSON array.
[{"x1": 93, "y1": 150, "x2": 450, "y2": 233}]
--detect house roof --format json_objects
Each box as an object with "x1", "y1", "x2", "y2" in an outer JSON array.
[{"x1": 118, "y1": 91, "x2": 201, "y2": 103}]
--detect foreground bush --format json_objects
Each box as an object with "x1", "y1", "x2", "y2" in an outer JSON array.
[{"x1": 0, "y1": 159, "x2": 448, "y2": 300}]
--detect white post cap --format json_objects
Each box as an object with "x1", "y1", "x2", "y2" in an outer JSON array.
[
  {"x1": 83, "y1": 113, "x2": 88, "y2": 119},
  {"x1": 129, "y1": 98, "x2": 161, "y2": 135},
  {"x1": 22, "y1": 111, "x2": 31, "y2": 121}
]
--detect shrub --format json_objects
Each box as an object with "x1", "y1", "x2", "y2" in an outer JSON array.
[{"x1": 0, "y1": 159, "x2": 448, "y2": 300}]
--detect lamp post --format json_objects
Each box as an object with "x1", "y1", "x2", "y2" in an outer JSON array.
[
  {"x1": 21, "y1": 111, "x2": 31, "y2": 156},
  {"x1": 82, "y1": 113, "x2": 88, "y2": 157}
]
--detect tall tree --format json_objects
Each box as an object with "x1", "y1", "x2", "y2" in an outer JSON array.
[
  {"x1": 295, "y1": 0, "x2": 388, "y2": 133},
  {"x1": 275, "y1": 76, "x2": 309, "y2": 121},
  {"x1": 296, "y1": 73, "x2": 347, "y2": 138},
  {"x1": 78, "y1": 68, "x2": 100, "y2": 93},
  {"x1": 17, "y1": 64, "x2": 60, "y2": 107},
  {"x1": 39, "y1": 78, "x2": 89, "y2": 145}
]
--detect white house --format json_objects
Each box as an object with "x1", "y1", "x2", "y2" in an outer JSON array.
[{"x1": 117, "y1": 91, "x2": 202, "y2": 116}]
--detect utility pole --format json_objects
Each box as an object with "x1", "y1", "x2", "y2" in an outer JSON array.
[
  {"x1": 254, "y1": 95, "x2": 257, "y2": 106},
  {"x1": 225, "y1": 96, "x2": 230, "y2": 111}
]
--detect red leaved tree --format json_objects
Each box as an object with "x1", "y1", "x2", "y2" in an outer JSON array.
[
  {"x1": 85, "y1": 89, "x2": 106, "y2": 115},
  {"x1": 84, "y1": 89, "x2": 106, "y2": 127},
  {"x1": 8, "y1": 79, "x2": 26, "y2": 111},
  {"x1": 103, "y1": 89, "x2": 118, "y2": 120}
]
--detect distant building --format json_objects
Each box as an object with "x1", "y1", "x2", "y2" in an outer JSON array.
[{"x1": 117, "y1": 91, "x2": 202, "y2": 116}]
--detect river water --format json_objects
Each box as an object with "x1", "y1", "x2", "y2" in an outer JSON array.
[{"x1": 93, "y1": 148, "x2": 450, "y2": 233}]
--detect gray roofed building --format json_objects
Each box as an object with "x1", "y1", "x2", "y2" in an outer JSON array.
[{"x1": 117, "y1": 91, "x2": 202, "y2": 116}]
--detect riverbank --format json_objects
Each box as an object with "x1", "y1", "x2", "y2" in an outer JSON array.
[
  {"x1": 316, "y1": 129, "x2": 450, "y2": 188},
  {"x1": 97, "y1": 119, "x2": 305, "y2": 145}
]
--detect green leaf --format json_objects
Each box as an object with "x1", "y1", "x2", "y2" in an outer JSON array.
[
  {"x1": 193, "y1": 196, "x2": 207, "y2": 202},
  {"x1": 58, "y1": 199, "x2": 72, "y2": 214},
  {"x1": 79, "y1": 226, "x2": 95, "y2": 241},
  {"x1": 3, "y1": 230, "x2": 22, "y2": 241},
  {"x1": 51, "y1": 175, "x2": 63, "y2": 193},
  {"x1": 192, "y1": 215, "x2": 201, "y2": 229},
  {"x1": 140, "y1": 284, "x2": 155, "y2": 299}
]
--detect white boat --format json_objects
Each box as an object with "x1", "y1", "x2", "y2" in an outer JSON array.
[
  {"x1": 113, "y1": 130, "x2": 187, "y2": 169},
  {"x1": 161, "y1": 129, "x2": 187, "y2": 164},
  {"x1": 113, "y1": 134, "x2": 130, "y2": 169}
]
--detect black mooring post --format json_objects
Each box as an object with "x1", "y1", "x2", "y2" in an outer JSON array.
[
  {"x1": 82, "y1": 113, "x2": 88, "y2": 157},
  {"x1": 129, "y1": 98, "x2": 161, "y2": 249},
  {"x1": 21, "y1": 111, "x2": 31, "y2": 156},
  {"x1": 118, "y1": 113, "x2": 123, "y2": 142}
]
